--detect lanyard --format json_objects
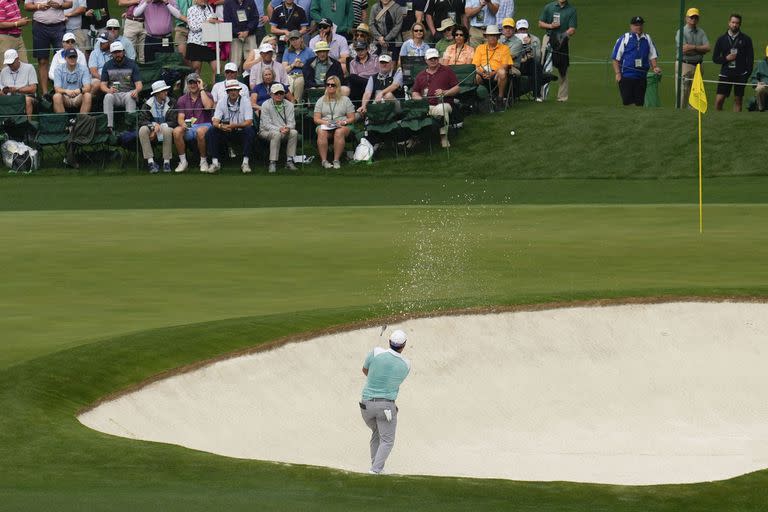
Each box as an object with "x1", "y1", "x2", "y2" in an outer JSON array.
[
  {"x1": 153, "y1": 99, "x2": 166, "y2": 122},
  {"x1": 274, "y1": 101, "x2": 287, "y2": 125},
  {"x1": 227, "y1": 96, "x2": 241, "y2": 123},
  {"x1": 453, "y1": 44, "x2": 465, "y2": 64}
]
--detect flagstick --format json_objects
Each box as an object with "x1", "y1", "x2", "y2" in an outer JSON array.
[{"x1": 698, "y1": 109, "x2": 703, "y2": 233}]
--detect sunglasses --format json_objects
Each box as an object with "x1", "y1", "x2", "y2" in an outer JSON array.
[
  {"x1": 454, "y1": 33, "x2": 466, "y2": 37},
  {"x1": 274, "y1": 91, "x2": 285, "y2": 95},
  {"x1": 325, "y1": 83, "x2": 337, "y2": 87},
  {"x1": 107, "y1": 27, "x2": 119, "y2": 30},
  {"x1": 413, "y1": 29, "x2": 424, "y2": 32}
]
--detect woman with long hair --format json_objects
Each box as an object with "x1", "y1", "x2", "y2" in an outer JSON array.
[
  {"x1": 313, "y1": 75, "x2": 355, "y2": 169},
  {"x1": 441, "y1": 26, "x2": 474, "y2": 66}
]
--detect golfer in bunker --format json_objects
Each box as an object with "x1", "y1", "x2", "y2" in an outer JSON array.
[{"x1": 359, "y1": 329, "x2": 411, "y2": 475}]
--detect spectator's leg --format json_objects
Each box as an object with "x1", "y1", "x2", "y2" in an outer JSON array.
[
  {"x1": 496, "y1": 68, "x2": 508, "y2": 99},
  {"x1": 124, "y1": 19, "x2": 146, "y2": 64},
  {"x1": 756, "y1": 84, "x2": 768, "y2": 112},
  {"x1": 124, "y1": 93, "x2": 137, "y2": 113},
  {"x1": 161, "y1": 125, "x2": 174, "y2": 162},
  {"x1": 173, "y1": 125, "x2": 187, "y2": 156},
  {"x1": 332, "y1": 126, "x2": 349, "y2": 162},
  {"x1": 24, "y1": 96, "x2": 34, "y2": 119},
  {"x1": 175, "y1": 26, "x2": 189, "y2": 66},
  {"x1": 291, "y1": 75, "x2": 305, "y2": 103},
  {"x1": 80, "y1": 93, "x2": 92, "y2": 113},
  {"x1": 241, "y1": 126, "x2": 255, "y2": 160},
  {"x1": 230, "y1": 38, "x2": 245, "y2": 69},
  {"x1": 316, "y1": 128, "x2": 330, "y2": 162},
  {"x1": 196, "y1": 126, "x2": 209, "y2": 159},
  {"x1": 286, "y1": 129, "x2": 297, "y2": 160},
  {"x1": 264, "y1": 131, "x2": 281, "y2": 162},
  {"x1": 104, "y1": 93, "x2": 116, "y2": 127},
  {"x1": 38, "y1": 58, "x2": 51, "y2": 95},
  {"x1": 557, "y1": 68, "x2": 569, "y2": 102},
  {"x1": 138, "y1": 125, "x2": 156, "y2": 161},
  {"x1": 52, "y1": 93, "x2": 65, "y2": 113}
]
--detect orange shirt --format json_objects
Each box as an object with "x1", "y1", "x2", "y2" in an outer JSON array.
[
  {"x1": 472, "y1": 43, "x2": 513, "y2": 72},
  {"x1": 441, "y1": 44, "x2": 475, "y2": 66}
]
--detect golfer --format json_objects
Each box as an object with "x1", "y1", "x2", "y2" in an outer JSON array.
[{"x1": 359, "y1": 329, "x2": 411, "y2": 475}]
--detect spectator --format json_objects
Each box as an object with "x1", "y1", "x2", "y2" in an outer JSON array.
[
  {"x1": 499, "y1": 17, "x2": 519, "y2": 58},
  {"x1": 118, "y1": 0, "x2": 145, "y2": 63},
  {"x1": 0, "y1": 0, "x2": 30, "y2": 64},
  {"x1": 611, "y1": 16, "x2": 661, "y2": 107},
  {"x1": 248, "y1": 43, "x2": 288, "y2": 90},
  {"x1": 53, "y1": 47, "x2": 91, "y2": 112},
  {"x1": 48, "y1": 31, "x2": 86, "y2": 80},
  {"x1": 63, "y1": 0, "x2": 86, "y2": 53},
  {"x1": 675, "y1": 7, "x2": 709, "y2": 107},
  {"x1": 348, "y1": 41, "x2": 378, "y2": 102},
  {"x1": 259, "y1": 83, "x2": 298, "y2": 172},
  {"x1": 185, "y1": 0, "x2": 218, "y2": 74},
  {"x1": 206, "y1": 79, "x2": 256, "y2": 173},
  {"x1": 308, "y1": 18, "x2": 349, "y2": 76},
  {"x1": 0, "y1": 49, "x2": 38, "y2": 117},
  {"x1": 472, "y1": 25, "x2": 512, "y2": 109},
  {"x1": 302, "y1": 40, "x2": 343, "y2": 89},
  {"x1": 267, "y1": 0, "x2": 311, "y2": 37},
  {"x1": 313, "y1": 74, "x2": 354, "y2": 169},
  {"x1": 311, "y1": 0, "x2": 353, "y2": 38},
  {"x1": 83, "y1": 0, "x2": 109, "y2": 39},
  {"x1": 24, "y1": 0, "x2": 69, "y2": 95},
  {"x1": 435, "y1": 18, "x2": 454, "y2": 55},
  {"x1": 134, "y1": 0, "x2": 184, "y2": 63},
  {"x1": 369, "y1": 0, "x2": 403, "y2": 59},
  {"x1": 515, "y1": 19, "x2": 547, "y2": 101},
  {"x1": 137, "y1": 80, "x2": 177, "y2": 173},
  {"x1": 394, "y1": 0, "x2": 424, "y2": 42},
  {"x1": 269, "y1": 0, "x2": 308, "y2": 57},
  {"x1": 465, "y1": 0, "x2": 498, "y2": 48},
  {"x1": 211, "y1": 61, "x2": 249, "y2": 103},
  {"x1": 172, "y1": 73, "x2": 213, "y2": 172},
  {"x1": 243, "y1": 34, "x2": 277, "y2": 69},
  {"x1": 251, "y1": 66, "x2": 287, "y2": 113},
  {"x1": 495, "y1": 0, "x2": 513, "y2": 29},
  {"x1": 358, "y1": 52, "x2": 402, "y2": 114},
  {"x1": 750, "y1": 45, "x2": 768, "y2": 112},
  {"x1": 104, "y1": 18, "x2": 136, "y2": 60},
  {"x1": 100, "y1": 41, "x2": 142, "y2": 129},
  {"x1": 174, "y1": 0, "x2": 191, "y2": 65},
  {"x1": 412, "y1": 48, "x2": 458, "y2": 147},
  {"x1": 352, "y1": 23, "x2": 377, "y2": 55},
  {"x1": 282, "y1": 30, "x2": 313, "y2": 102},
  {"x1": 399, "y1": 21, "x2": 430, "y2": 65},
  {"x1": 223, "y1": 0, "x2": 260, "y2": 70},
  {"x1": 712, "y1": 13, "x2": 753, "y2": 112},
  {"x1": 440, "y1": 25, "x2": 473, "y2": 65},
  {"x1": 87, "y1": 31, "x2": 109, "y2": 92},
  {"x1": 538, "y1": 0, "x2": 577, "y2": 102},
  {"x1": 352, "y1": 0, "x2": 367, "y2": 30},
  {"x1": 424, "y1": 0, "x2": 465, "y2": 41}
]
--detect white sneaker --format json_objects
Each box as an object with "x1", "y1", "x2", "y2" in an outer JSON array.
[
  {"x1": 208, "y1": 161, "x2": 220, "y2": 173},
  {"x1": 175, "y1": 160, "x2": 188, "y2": 173},
  {"x1": 199, "y1": 160, "x2": 209, "y2": 173},
  {"x1": 241, "y1": 161, "x2": 252, "y2": 173},
  {"x1": 321, "y1": 160, "x2": 333, "y2": 169},
  {"x1": 332, "y1": 160, "x2": 341, "y2": 169}
]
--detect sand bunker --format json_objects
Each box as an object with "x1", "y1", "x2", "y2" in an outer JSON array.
[{"x1": 79, "y1": 301, "x2": 768, "y2": 485}]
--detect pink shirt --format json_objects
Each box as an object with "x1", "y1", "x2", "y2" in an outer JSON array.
[{"x1": 0, "y1": 0, "x2": 23, "y2": 35}]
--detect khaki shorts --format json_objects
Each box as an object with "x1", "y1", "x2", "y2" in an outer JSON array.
[
  {"x1": 0, "y1": 34, "x2": 28, "y2": 62},
  {"x1": 174, "y1": 26, "x2": 189, "y2": 48},
  {"x1": 63, "y1": 94, "x2": 84, "y2": 109}
]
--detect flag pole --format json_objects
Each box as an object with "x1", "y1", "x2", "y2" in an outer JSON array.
[{"x1": 698, "y1": 109, "x2": 703, "y2": 233}]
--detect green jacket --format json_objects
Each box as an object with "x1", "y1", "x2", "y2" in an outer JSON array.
[{"x1": 750, "y1": 58, "x2": 768, "y2": 85}]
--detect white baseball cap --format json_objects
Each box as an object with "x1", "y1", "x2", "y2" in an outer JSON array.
[
  {"x1": 62, "y1": 32, "x2": 76, "y2": 42},
  {"x1": 225, "y1": 79, "x2": 242, "y2": 91},
  {"x1": 110, "y1": 41, "x2": 125, "y2": 53},
  {"x1": 270, "y1": 83, "x2": 285, "y2": 94},
  {"x1": 106, "y1": 18, "x2": 121, "y2": 28},
  {"x1": 516, "y1": 19, "x2": 529, "y2": 30},
  {"x1": 389, "y1": 330, "x2": 408, "y2": 347},
  {"x1": 259, "y1": 43, "x2": 274, "y2": 53},
  {"x1": 425, "y1": 48, "x2": 440, "y2": 60},
  {"x1": 378, "y1": 53, "x2": 392, "y2": 63},
  {"x1": 3, "y1": 49, "x2": 18, "y2": 65},
  {"x1": 224, "y1": 62, "x2": 238, "y2": 72}
]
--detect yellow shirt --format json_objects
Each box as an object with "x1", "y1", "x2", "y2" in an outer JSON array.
[{"x1": 472, "y1": 43, "x2": 513, "y2": 72}]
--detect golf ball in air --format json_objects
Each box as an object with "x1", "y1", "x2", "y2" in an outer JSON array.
[{"x1": 510, "y1": 130, "x2": 516, "y2": 136}]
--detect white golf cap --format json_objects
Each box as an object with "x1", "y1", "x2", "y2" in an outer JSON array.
[
  {"x1": 516, "y1": 19, "x2": 529, "y2": 30},
  {"x1": 62, "y1": 32, "x2": 76, "y2": 42},
  {"x1": 110, "y1": 41, "x2": 125, "y2": 52},
  {"x1": 224, "y1": 62, "x2": 238, "y2": 72},
  {"x1": 106, "y1": 18, "x2": 120, "y2": 28},
  {"x1": 259, "y1": 43, "x2": 274, "y2": 53},
  {"x1": 378, "y1": 53, "x2": 392, "y2": 63},
  {"x1": 270, "y1": 83, "x2": 285, "y2": 94},
  {"x1": 225, "y1": 79, "x2": 242, "y2": 90},
  {"x1": 389, "y1": 330, "x2": 407, "y2": 347},
  {"x1": 3, "y1": 49, "x2": 18, "y2": 65},
  {"x1": 425, "y1": 48, "x2": 440, "y2": 60},
  {"x1": 150, "y1": 80, "x2": 170, "y2": 95}
]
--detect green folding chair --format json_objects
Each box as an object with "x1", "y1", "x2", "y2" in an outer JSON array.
[
  {"x1": 33, "y1": 113, "x2": 70, "y2": 165},
  {"x1": 0, "y1": 95, "x2": 33, "y2": 143},
  {"x1": 398, "y1": 99, "x2": 435, "y2": 154},
  {"x1": 364, "y1": 101, "x2": 400, "y2": 156}
]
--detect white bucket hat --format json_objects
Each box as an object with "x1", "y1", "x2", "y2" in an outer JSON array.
[{"x1": 150, "y1": 80, "x2": 170, "y2": 95}]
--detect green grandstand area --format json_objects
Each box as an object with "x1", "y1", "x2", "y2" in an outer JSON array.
[{"x1": 2, "y1": 0, "x2": 768, "y2": 510}]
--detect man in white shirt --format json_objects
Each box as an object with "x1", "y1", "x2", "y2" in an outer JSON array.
[
  {"x1": 206, "y1": 79, "x2": 256, "y2": 174},
  {"x1": 211, "y1": 62, "x2": 249, "y2": 103},
  {"x1": 48, "y1": 31, "x2": 86, "y2": 80},
  {"x1": 0, "y1": 48, "x2": 38, "y2": 117}
]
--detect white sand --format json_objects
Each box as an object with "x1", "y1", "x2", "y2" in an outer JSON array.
[{"x1": 79, "y1": 301, "x2": 768, "y2": 485}]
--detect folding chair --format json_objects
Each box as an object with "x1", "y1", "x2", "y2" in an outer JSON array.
[
  {"x1": 0, "y1": 95, "x2": 33, "y2": 143},
  {"x1": 400, "y1": 56, "x2": 427, "y2": 98},
  {"x1": 76, "y1": 113, "x2": 112, "y2": 168},
  {"x1": 364, "y1": 101, "x2": 400, "y2": 156},
  {"x1": 33, "y1": 113, "x2": 70, "y2": 165},
  {"x1": 398, "y1": 99, "x2": 434, "y2": 154}
]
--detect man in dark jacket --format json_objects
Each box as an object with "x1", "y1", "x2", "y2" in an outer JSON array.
[
  {"x1": 224, "y1": 0, "x2": 260, "y2": 69},
  {"x1": 137, "y1": 79, "x2": 177, "y2": 173},
  {"x1": 712, "y1": 13, "x2": 753, "y2": 112},
  {"x1": 302, "y1": 40, "x2": 343, "y2": 89}
]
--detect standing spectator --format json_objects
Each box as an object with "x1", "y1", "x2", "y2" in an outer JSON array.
[
  {"x1": 118, "y1": 0, "x2": 145, "y2": 63},
  {"x1": 611, "y1": 16, "x2": 661, "y2": 107},
  {"x1": 172, "y1": 73, "x2": 213, "y2": 172},
  {"x1": 424, "y1": 0, "x2": 465, "y2": 41},
  {"x1": 434, "y1": 18, "x2": 454, "y2": 55},
  {"x1": 185, "y1": 0, "x2": 218, "y2": 74},
  {"x1": 473, "y1": 25, "x2": 512, "y2": 108},
  {"x1": 259, "y1": 83, "x2": 297, "y2": 172},
  {"x1": 223, "y1": 0, "x2": 260, "y2": 70},
  {"x1": 87, "y1": 31, "x2": 109, "y2": 92},
  {"x1": 48, "y1": 31, "x2": 86, "y2": 80},
  {"x1": 712, "y1": 13, "x2": 753, "y2": 112},
  {"x1": 63, "y1": 0, "x2": 86, "y2": 53},
  {"x1": 308, "y1": 18, "x2": 349, "y2": 76},
  {"x1": 83, "y1": 0, "x2": 109, "y2": 39},
  {"x1": 495, "y1": 0, "x2": 512, "y2": 29},
  {"x1": 134, "y1": 0, "x2": 184, "y2": 63},
  {"x1": 0, "y1": 0, "x2": 30, "y2": 64},
  {"x1": 440, "y1": 24, "x2": 473, "y2": 65},
  {"x1": 174, "y1": 0, "x2": 191, "y2": 64},
  {"x1": 282, "y1": 30, "x2": 313, "y2": 102},
  {"x1": 311, "y1": 0, "x2": 353, "y2": 38},
  {"x1": 538, "y1": 0, "x2": 576, "y2": 102},
  {"x1": 348, "y1": 40, "x2": 377, "y2": 102},
  {"x1": 105, "y1": 18, "x2": 136, "y2": 60},
  {"x1": 137, "y1": 80, "x2": 177, "y2": 173},
  {"x1": 412, "y1": 48, "x2": 458, "y2": 147},
  {"x1": 100, "y1": 41, "x2": 142, "y2": 129},
  {"x1": 270, "y1": 0, "x2": 308, "y2": 57},
  {"x1": 267, "y1": 0, "x2": 312, "y2": 38},
  {"x1": 53, "y1": 47, "x2": 92, "y2": 112},
  {"x1": 750, "y1": 46, "x2": 768, "y2": 112},
  {"x1": 352, "y1": 0, "x2": 367, "y2": 30},
  {"x1": 394, "y1": 0, "x2": 424, "y2": 42},
  {"x1": 313, "y1": 74, "x2": 354, "y2": 169},
  {"x1": 369, "y1": 0, "x2": 403, "y2": 59},
  {"x1": 206, "y1": 79, "x2": 256, "y2": 174},
  {"x1": 0, "y1": 49, "x2": 38, "y2": 117},
  {"x1": 465, "y1": 0, "x2": 498, "y2": 48},
  {"x1": 249, "y1": 43, "x2": 288, "y2": 90},
  {"x1": 302, "y1": 41, "x2": 343, "y2": 89},
  {"x1": 25, "y1": 0, "x2": 70, "y2": 95},
  {"x1": 211, "y1": 62, "x2": 249, "y2": 103},
  {"x1": 675, "y1": 8, "x2": 709, "y2": 107}
]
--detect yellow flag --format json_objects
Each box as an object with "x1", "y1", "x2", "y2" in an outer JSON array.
[{"x1": 689, "y1": 63, "x2": 707, "y2": 113}]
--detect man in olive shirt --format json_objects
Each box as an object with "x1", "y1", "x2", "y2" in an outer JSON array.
[
  {"x1": 675, "y1": 7, "x2": 709, "y2": 107},
  {"x1": 538, "y1": 0, "x2": 576, "y2": 102}
]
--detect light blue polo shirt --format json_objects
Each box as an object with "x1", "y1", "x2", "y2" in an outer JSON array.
[{"x1": 362, "y1": 347, "x2": 411, "y2": 401}]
